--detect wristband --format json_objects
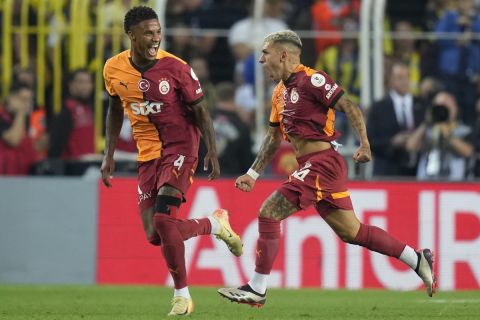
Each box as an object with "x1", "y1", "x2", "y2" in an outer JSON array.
[{"x1": 246, "y1": 168, "x2": 260, "y2": 180}]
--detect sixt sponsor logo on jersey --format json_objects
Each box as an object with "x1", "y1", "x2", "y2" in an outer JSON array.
[
  {"x1": 326, "y1": 83, "x2": 338, "y2": 100},
  {"x1": 130, "y1": 101, "x2": 163, "y2": 115}
]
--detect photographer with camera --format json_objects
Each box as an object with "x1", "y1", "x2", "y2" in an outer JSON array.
[{"x1": 406, "y1": 91, "x2": 474, "y2": 180}]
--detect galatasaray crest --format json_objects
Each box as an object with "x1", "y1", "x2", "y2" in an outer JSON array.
[{"x1": 159, "y1": 80, "x2": 170, "y2": 95}]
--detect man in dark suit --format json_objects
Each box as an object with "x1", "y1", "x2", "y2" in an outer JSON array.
[{"x1": 367, "y1": 62, "x2": 427, "y2": 177}]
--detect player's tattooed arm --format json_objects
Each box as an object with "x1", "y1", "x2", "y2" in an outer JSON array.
[
  {"x1": 104, "y1": 95, "x2": 123, "y2": 158},
  {"x1": 251, "y1": 126, "x2": 282, "y2": 174},
  {"x1": 192, "y1": 101, "x2": 220, "y2": 179},
  {"x1": 334, "y1": 95, "x2": 369, "y2": 146},
  {"x1": 334, "y1": 94, "x2": 372, "y2": 163}
]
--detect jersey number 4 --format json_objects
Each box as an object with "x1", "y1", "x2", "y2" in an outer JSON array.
[
  {"x1": 291, "y1": 168, "x2": 310, "y2": 182},
  {"x1": 174, "y1": 155, "x2": 185, "y2": 170}
]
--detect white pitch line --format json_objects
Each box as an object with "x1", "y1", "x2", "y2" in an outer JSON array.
[{"x1": 417, "y1": 299, "x2": 480, "y2": 304}]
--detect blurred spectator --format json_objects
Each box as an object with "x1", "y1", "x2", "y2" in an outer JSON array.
[
  {"x1": 165, "y1": 0, "x2": 190, "y2": 26},
  {"x1": 11, "y1": 65, "x2": 50, "y2": 159},
  {"x1": 234, "y1": 54, "x2": 278, "y2": 126},
  {"x1": 165, "y1": 0, "x2": 248, "y2": 82},
  {"x1": 48, "y1": 69, "x2": 95, "y2": 160},
  {"x1": 407, "y1": 91, "x2": 474, "y2": 180},
  {"x1": 0, "y1": 85, "x2": 36, "y2": 175},
  {"x1": 435, "y1": 0, "x2": 480, "y2": 126},
  {"x1": 425, "y1": 0, "x2": 456, "y2": 30},
  {"x1": 386, "y1": 20, "x2": 422, "y2": 94},
  {"x1": 367, "y1": 62, "x2": 427, "y2": 177},
  {"x1": 234, "y1": 54, "x2": 260, "y2": 124},
  {"x1": 419, "y1": 77, "x2": 445, "y2": 103},
  {"x1": 12, "y1": 65, "x2": 36, "y2": 89},
  {"x1": 310, "y1": 0, "x2": 359, "y2": 55},
  {"x1": 11, "y1": 65, "x2": 49, "y2": 161},
  {"x1": 166, "y1": 22, "x2": 195, "y2": 63},
  {"x1": 229, "y1": 0, "x2": 288, "y2": 82},
  {"x1": 316, "y1": 17, "x2": 360, "y2": 104},
  {"x1": 198, "y1": 82, "x2": 254, "y2": 176},
  {"x1": 230, "y1": 0, "x2": 288, "y2": 122},
  {"x1": 190, "y1": 56, "x2": 217, "y2": 112},
  {"x1": 386, "y1": 0, "x2": 428, "y2": 28},
  {"x1": 285, "y1": 0, "x2": 317, "y2": 67}
]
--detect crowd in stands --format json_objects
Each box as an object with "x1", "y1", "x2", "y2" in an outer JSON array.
[{"x1": 1, "y1": 0, "x2": 480, "y2": 180}]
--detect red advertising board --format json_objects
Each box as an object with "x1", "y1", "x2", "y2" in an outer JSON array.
[{"x1": 97, "y1": 178, "x2": 480, "y2": 290}]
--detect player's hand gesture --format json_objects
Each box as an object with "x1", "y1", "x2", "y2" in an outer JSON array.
[
  {"x1": 353, "y1": 144, "x2": 371, "y2": 163},
  {"x1": 101, "y1": 155, "x2": 115, "y2": 187},
  {"x1": 204, "y1": 151, "x2": 220, "y2": 180},
  {"x1": 235, "y1": 174, "x2": 255, "y2": 192}
]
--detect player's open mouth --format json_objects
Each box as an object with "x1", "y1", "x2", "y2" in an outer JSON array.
[{"x1": 147, "y1": 44, "x2": 159, "y2": 57}]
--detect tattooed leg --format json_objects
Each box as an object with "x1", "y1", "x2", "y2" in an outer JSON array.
[{"x1": 259, "y1": 191, "x2": 299, "y2": 220}]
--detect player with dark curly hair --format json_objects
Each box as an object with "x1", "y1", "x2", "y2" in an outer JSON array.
[{"x1": 102, "y1": 6, "x2": 243, "y2": 316}]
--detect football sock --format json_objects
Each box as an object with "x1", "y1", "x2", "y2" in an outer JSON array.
[
  {"x1": 399, "y1": 245, "x2": 419, "y2": 269},
  {"x1": 207, "y1": 215, "x2": 221, "y2": 234},
  {"x1": 154, "y1": 214, "x2": 187, "y2": 289},
  {"x1": 351, "y1": 223, "x2": 405, "y2": 258},
  {"x1": 254, "y1": 217, "x2": 281, "y2": 275},
  {"x1": 414, "y1": 251, "x2": 422, "y2": 273},
  {"x1": 175, "y1": 218, "x2": 212, "y2": 240},
  {"x1": 174, "y1": 286, "x2": 191, "y2": 299},
  {"x1": 248, "y1": 271, "x2": 268, "y2": 295}
]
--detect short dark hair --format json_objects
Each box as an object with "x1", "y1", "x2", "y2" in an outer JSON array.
[{"x1": 124, "y1": 6, "x2": 158, "y2": 34}]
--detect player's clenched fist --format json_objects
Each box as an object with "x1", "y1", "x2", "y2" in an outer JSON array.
[
  {"x1": 101, "y1": 156, "x2": 115, "y2": 188},
  {"x1": 353, "y1": 144, "x2": 372, "y2": 163},
  {"x1": 235, "y1": 174, "x2": 256, "y2": 192}
]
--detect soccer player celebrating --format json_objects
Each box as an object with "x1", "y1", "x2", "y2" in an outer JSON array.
[
  {"x1": 218, "y1": 30, "x2": 436, "y2": 307},
  {"x1": 101, "y1": 6, "x2": 242, "y2": 316}
]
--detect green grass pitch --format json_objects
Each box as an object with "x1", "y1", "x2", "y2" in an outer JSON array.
[{"x1": 1, "y1": 285, "x2": 479, "y2": 319}]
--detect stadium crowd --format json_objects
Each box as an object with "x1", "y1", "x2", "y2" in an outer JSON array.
[{"x1": 1, "y1": 0, "x2": 480, "y2": 180}]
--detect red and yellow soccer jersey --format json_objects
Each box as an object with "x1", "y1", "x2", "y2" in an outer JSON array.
[
  {"x1": 103, "y1": 50, "x2": 204, "y2": 162},
  {"x1": 269, "y1": 64, "x2": 344, "y2": 142}
]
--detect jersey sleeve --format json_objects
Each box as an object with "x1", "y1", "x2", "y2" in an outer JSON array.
[
  {"x1": 178, "y1": 62, "x2": 204, "y2": 105},
  {"x1": 269, "y1": 85, "x2": 282, "y2": 127},
  {"x1": 306, "y1": 71, "x2": 344, "y2": 108},
  {"x1": 103, "y1": 60, "x2": 117, "y2": 97}
]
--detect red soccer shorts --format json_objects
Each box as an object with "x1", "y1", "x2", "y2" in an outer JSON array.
[
  {"x1": 278, "y1": 147, "x2": 353, "y2": 218},
  {"x1": 137, "y1": 154, "x2": 197, "y2": 212}
]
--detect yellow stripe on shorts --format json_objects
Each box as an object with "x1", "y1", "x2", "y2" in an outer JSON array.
[
  {"x1": 315, "y1": 175, "x2": 323, "y2": 201},
  {"x1": 331, "y1": 191, "x2": 350, "y2": 199}
]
